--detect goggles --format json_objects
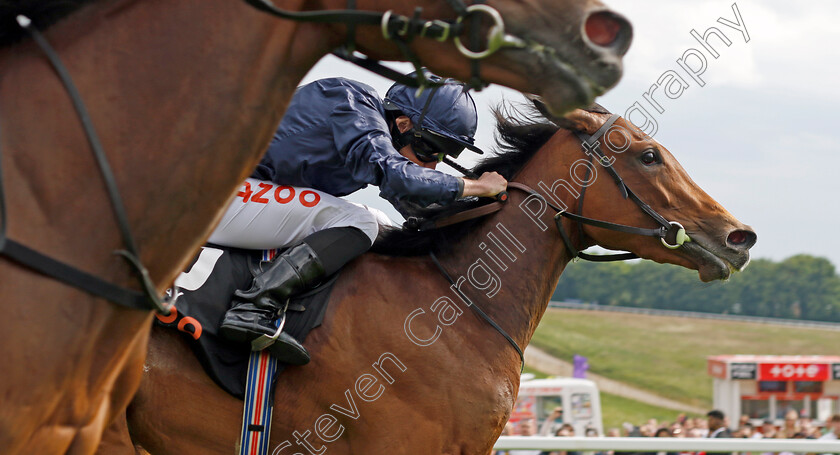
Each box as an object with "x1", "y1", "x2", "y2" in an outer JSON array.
[{"x1": 411, "y1": 128, "x2": 483, "y2": 163}]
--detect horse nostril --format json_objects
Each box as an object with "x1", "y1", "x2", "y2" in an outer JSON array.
[
  {"x1": 584, "y1": 11, "x2": 632, "y2": 54},
  {"x1": 727, "y1": 230, "x2": 757, "y2": 250}
]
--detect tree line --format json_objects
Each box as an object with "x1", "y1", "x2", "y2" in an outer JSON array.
[{"x1": 551, "y1": 254, "x2": 840, "y2": 322}]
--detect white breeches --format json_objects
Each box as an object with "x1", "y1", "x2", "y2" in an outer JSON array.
[{"x1": 208, "y1": 178, "x2": 384, "y2": 250}]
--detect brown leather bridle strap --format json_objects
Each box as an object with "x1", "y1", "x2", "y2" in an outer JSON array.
[
  {"x1": 507, "y1": 182, "x2": 552, "y2": 204},
  {"x1": 428, "y1": 201, "x2": 504, "y2": 229},
  {"x1": 410, "y1": 180, "x2": 671, "y2": 262},
  {"x1": 431, "y1": 114, "x2": 691, "y2": 261},
  {"x1": 244, "y1": 0, "x2": 528, "y2": 91},
  {"x1": 406, "y1": 182, "x2": 537, "y2": 231}
]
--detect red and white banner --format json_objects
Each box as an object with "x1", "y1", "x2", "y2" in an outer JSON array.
[{"x1": 758, "y1": 363, "x2": 830, "y2": 381}]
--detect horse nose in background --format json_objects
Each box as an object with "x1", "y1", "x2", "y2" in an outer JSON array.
[
  {"x1": 726, "y1": 229, "x2": 757, "y2": 251},
  {"x1": 583, "y1": 10, "x2": 632, "y2": 56}
]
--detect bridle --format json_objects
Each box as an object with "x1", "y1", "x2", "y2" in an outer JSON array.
[
  {"x1": 242, "y1": 0, "x2": 536, "y2": 91},
  {"x1": 0, "y1": 0, "x2": 536, "y2": 314},
  {"x1": 0, "y1": 17, "x2": 173, "y2": 313},
  {"x1": 559, "y1": 113, "x2": 691, "y2": 261},
  {"x1": 419, "y1": 114, "x2": 692, "y2": 262},
  {"x1": 420, "y1": 114, "x2": 692, "y2": 370}
]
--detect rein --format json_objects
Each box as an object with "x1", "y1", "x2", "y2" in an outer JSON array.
[
  {"x1": 571, "y1": 114, "x2": 690, "y2": 256},
  {"x1": 428, "y1": 251, "x2": 525, "y2": 373},
  {"x1": 0, "y1": 17, "x2": 173, "y2": 313},
  {"x1": 417, "y1": 118, "x2": 693, "y2": 369},
  {"x1": 242, "y1": 0, "x2": 529, "y2": 90},
  {"x1": 417, "y1": 114, "x2": 691, "y2": 261}
]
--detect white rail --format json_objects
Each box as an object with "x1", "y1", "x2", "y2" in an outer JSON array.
[{"x1": 494, "y1": 436, "x2": 840, "y2": 452}]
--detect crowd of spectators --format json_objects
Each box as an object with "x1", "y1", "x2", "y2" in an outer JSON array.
[{"x1": 494, "y1": 410, "x2": 840, "y2": 455}]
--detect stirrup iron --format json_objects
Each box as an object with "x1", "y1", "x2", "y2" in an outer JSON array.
[{"x1": 251, "y1": 302, "x2": 288, "y2": 351}]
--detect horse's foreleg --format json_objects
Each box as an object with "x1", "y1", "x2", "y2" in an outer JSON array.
[
  {"x1": 76, "y1": 317, "x2": 152, "y2": 455},
  {"x1": 95, "y1": 409, "x2": 144, "y2": 455}
]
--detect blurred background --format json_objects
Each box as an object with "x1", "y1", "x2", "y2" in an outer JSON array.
[
  {"x1": 301, "y1": 0, "x2": 840, "y2": 269},
  {"x1": 298, "y1": 0, "x2": 840, "y2": 435}
]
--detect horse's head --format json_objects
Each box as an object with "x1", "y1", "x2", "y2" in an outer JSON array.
[
  {"x1": 348, "y1": 0, "x2": 631, "y2": 115},
  {"x1": 519, "y1": 104, "x2": 756, "y2": 282}
]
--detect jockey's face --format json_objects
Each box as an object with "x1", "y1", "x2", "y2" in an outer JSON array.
[{"x1": 395, "y1": 116, "x2": 438, "y2": 170}]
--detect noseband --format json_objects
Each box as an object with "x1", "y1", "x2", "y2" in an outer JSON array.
[
  {"x1": 414, "y1": 114, "x2": 692, "y2": 262},
  {"x1": 555, "y1": 113, "x2": 691, "y2": 261},
  {"x1": 420, "y1": 115, "x2": 691, "y2": 369}
]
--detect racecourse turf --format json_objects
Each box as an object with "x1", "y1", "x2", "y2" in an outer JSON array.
[{"x1": 529, "y1": 307, "x2": 840, "y2": 409}]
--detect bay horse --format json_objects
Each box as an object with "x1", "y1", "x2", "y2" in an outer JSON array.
[
  {"x1": 0, "y1": 0, "x2": 633, "y2": 453},
  {"x1": 101, "y1": 103, "x2": 756, "y2": 454}
]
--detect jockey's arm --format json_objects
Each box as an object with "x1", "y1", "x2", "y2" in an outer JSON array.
[
  {"x1": 328, "y1": 82, "x2": 507, "y2": 205},
  {"x1": 332, "y1": 94, "x2": 463, "y2": 207}
]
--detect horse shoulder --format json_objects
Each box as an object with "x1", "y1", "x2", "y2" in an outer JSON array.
[{"x1": 311, "y1": 253, "x2": 519, "y2": 450}]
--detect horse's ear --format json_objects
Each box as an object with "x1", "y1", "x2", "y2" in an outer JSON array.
[
  {"x1": 562, "y1": 109, "x2": 606, "y2": 135},
  {"x1": 526, "y1": 94, "x2": 553, "y2": 119},
  {"x1": 528, "y1": 95, "x2": 579, "y2": 130},
  {"x1": 527, "y1": 94, "x2": 604, "y2": 134}
]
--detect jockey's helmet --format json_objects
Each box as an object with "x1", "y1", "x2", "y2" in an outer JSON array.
[{"x1": 383, "y1": 71, "x2": 482, "y2": 163}]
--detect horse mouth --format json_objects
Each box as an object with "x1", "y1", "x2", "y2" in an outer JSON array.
[
  {"x1": 547, "y1": 49, "x2": 611, "y2": 102},
  {"x1": 507, "y1": 10, "x2": 631, "y2": 115},
  {"x1": 508, "y1": 37, "x2": 626, "y2": 116},
  {"x1": 498, "y1": 47, "x2": 614, "y2": 116},
  {"x1": 681, "y1": 239, "x2": 749, "y2": 282}
]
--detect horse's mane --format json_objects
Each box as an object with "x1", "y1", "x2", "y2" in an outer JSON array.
[
  {"x1": 0, "y1": 0, "x2": 99, "y2": 47},
  {"x1": 370, "y1": 102, "x2": 611, "y2": 257}
]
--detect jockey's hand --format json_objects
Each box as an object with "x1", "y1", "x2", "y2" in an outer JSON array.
[{"x1": 461, "y1": 172, "x2": 508, "y2": 198}]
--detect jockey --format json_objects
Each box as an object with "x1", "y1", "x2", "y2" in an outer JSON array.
[{"x1": 209, "y1": 72, "x2": 507, "y2": 365}]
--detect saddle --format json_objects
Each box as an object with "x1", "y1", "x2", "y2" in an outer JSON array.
[{"x1": 155, "y1": 244, "x2": 338, "y2": 399}]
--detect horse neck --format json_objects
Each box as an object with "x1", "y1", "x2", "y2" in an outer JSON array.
[
  {"x1": 0, "y1": 0, "x2": 343, "y2": 287},
  {"x1": 438, "y1": 132, "x2": 587, "y2": 349}
]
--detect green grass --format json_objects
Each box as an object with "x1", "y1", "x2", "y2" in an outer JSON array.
[{"x1": 530, "y1": 308, "x2": 840, "y2": 409}]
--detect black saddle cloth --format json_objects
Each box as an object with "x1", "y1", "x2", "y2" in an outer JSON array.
[{"x1": 155, "y1": 244, "x2": 337, "y2": 399}]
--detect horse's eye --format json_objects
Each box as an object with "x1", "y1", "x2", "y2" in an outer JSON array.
[{"x1": 640, "y1": 150, "x2": 659, "y2": 166}]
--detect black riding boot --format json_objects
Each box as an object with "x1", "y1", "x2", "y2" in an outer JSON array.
[{"x1": 219, "y1": 242, "x2": 325, "y2": 365}]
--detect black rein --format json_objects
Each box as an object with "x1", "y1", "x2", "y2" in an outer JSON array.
[{"x1": 0, "y1": 17, "x2": 172, "y2": 313}]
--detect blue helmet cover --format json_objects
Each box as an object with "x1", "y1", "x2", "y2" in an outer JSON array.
[{"x1": 383, "y1": 72, "x2": 478, "y2": 147}]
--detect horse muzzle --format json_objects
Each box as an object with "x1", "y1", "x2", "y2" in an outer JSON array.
[
  {"x1": 504, "y1": 8, "x2": 632, "y2": 115},
  {"x1": 682, "y1": 227, "x2": 756, "y2": 282}
]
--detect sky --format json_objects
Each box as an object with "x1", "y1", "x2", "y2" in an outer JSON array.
[{"x1": 299, "y1": 0, "x2": 840, "y2": 269}]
